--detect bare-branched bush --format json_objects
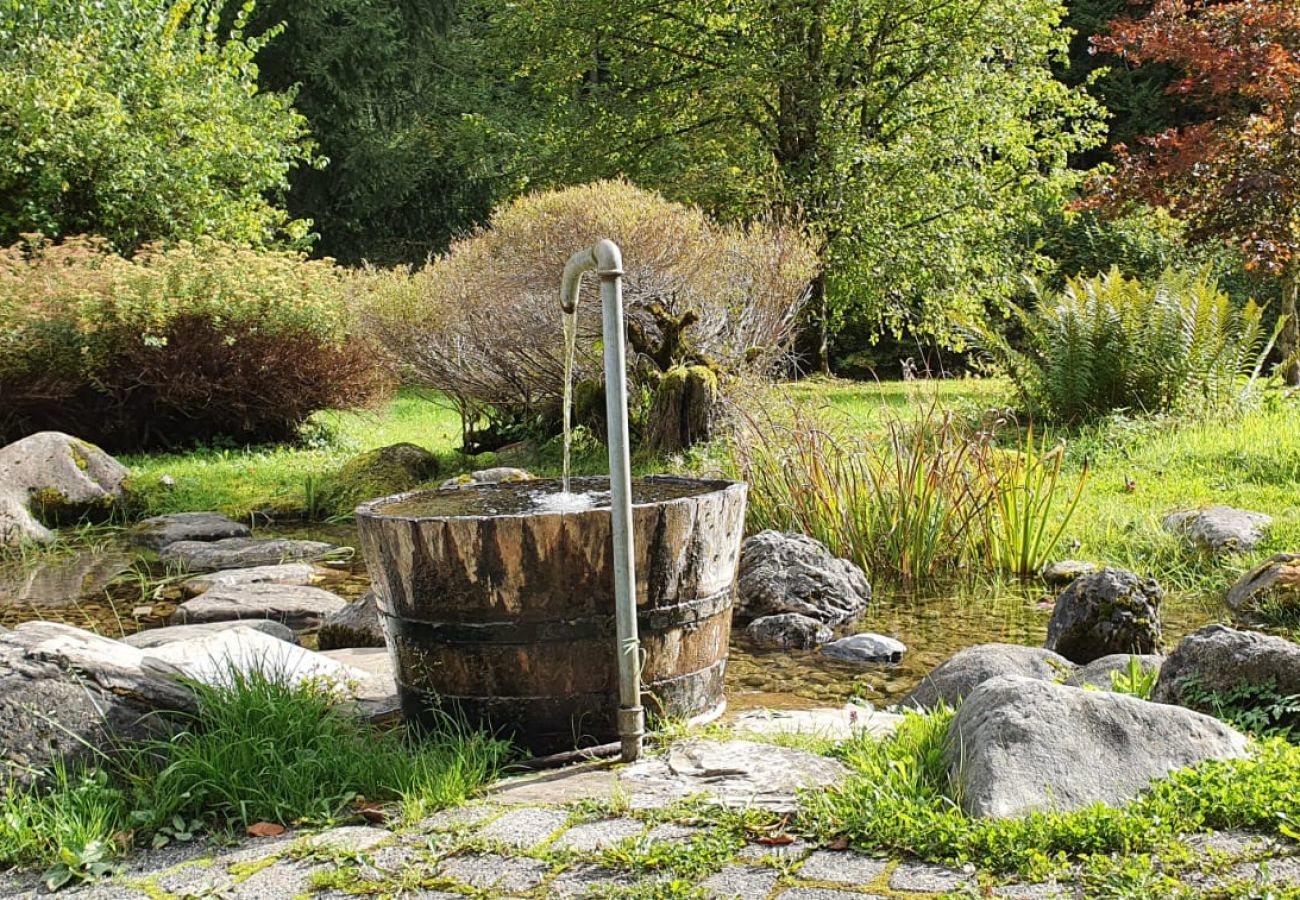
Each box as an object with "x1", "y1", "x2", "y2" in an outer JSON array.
[{"x1": 358, "y1": 181, "x2": 817, "y2": 440}]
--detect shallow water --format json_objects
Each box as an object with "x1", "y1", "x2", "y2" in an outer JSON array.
[
  {"x1": 1, "y1": 521, "x2": 1217, "y2": 710},
  {"x1": 369, "y1": 476, "x2": 727, "y2": 518}
]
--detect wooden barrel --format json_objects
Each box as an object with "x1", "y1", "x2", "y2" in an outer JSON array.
[{"x1": 356, "y1": 476, "x2": 747, "y2": 753}]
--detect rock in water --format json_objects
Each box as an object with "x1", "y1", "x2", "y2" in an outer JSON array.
[
  {"x1": 128, "y1": 512, "x2": 251, "y2": 551},
  {"x1": 1045, "y1": 568, "x2": 1162, "y2": 664},
  {"x1": 744, "y1": 613, "x2": 832, "y2": 650},
  {"x1": 123, "y1": 619, "x2": 298, "y2": 649},
  {"x1": 1226, "y1": 553, "x2": 1300, "y2": 624},
  {"x1": 822, "y1": 633, "x2": 906, "y2": 664},
  {"x1": 1153, "y1": 624, "x2": 1300, "y2": 707},
  {"x1": 899, "y1": 643, "x2": 1074, "y2": 710},
  {"x1": 735, "y1": 531, "x2": 871, "y2": 625},
  {"x1": 1065, "y1": 653, "x2": 1164, "y2": 690},
  {"x1": 0, "y1": 432, "x2": 128, "y2": 544},
  {"x1": 1162, "y1": 506, "x2": 1272, "y2": 555},
  {"x1": 160, "y1": 537, "x2": 341, "y2": 572},
  {"x1": 0, "y1": 622, "x2": 193, "y2": 788},
  {"x1": 169, "y1": 583, "x2": 347, "y2": 630},
  {"x1": 182, "y1": 562, "x2": 338, "y2": 596},
  {"x1": 948, "y1": 675, "x2": 1249, "y2": 818},
  {"x1": 1041, "y1": 560, "x2": 1098, "y2": 588},
  {"x1": 318, "y1": 591, "x2": 386, "y2": 650}
]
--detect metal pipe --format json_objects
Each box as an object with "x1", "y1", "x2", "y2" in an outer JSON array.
[{"x1": 559, "y1": 239, "x2": 644, "y2": 762}]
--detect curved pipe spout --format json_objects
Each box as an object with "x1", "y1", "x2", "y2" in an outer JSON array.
[{"x1": 558, "y1": 239, "x2": 643, "y2": 762}]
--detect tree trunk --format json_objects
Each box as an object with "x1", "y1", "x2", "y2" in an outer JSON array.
[
  {"x1": 643, "y1": 365, "x2": 719, "y2": 454},
  {"x1": 1282, "y1": 265, "x2": 1300, "y2": 387}
]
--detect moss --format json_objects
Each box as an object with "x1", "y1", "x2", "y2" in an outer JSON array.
[{"x1": 318, "y1": 442, "x2": 440, "y2": 519}]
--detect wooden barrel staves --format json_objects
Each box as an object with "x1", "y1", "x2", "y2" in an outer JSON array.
[{"x1": 356, "y1": 476, "x2": 747, "y2": 753}]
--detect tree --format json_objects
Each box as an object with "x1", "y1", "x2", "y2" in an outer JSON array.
[
  {"x1": 246, "y1": 0, "x2": 523, "y2": 264},
  {"x1": 0, "y1": 0, "x2": 316, "y2": 252},
  {"x1": 487, "y1": 0, "x2": 1102, "y2": 370},
  {"x1": 1088, "y1": 0, "x2": 1300, "y2": 384}
]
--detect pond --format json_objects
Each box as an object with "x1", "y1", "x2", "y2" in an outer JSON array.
[{"x1": 0, "y1": 524, "x2": 1218, "y2": 710}]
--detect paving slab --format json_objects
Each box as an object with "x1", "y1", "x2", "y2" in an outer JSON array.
[
  {"x1": 730, "y1": 704, "x2": 903, "y2": 742},
  {"x1": 304, "y1": 825, "x2": 394, "y2": 853},
  {"x1": 226, "y1": 860, "x2": 328, "y2": 899},
  {"x1": 796, "y1": 849, "x2": 888, "y2": 885},
  {"x1": 547, "y1": 863, "x2": 650, "y2": 898},
  {"x1": 476, "y1": 806, "x2": 570, "y2": 849},
  {"x1": 488, "y1": 761, "x2": 618, "y2": 804},
  {"x1": 889, "y1": 861, "x2": 969, "y2": 892},
  {"x1": 739, "y1": 838, "x2": 811, "y2": 863},
  {"x1": 778, "y1": 889, "x2": 887, "y2": 900},
  {"x1": 418, "y1": 804, "x2": 501, "y2": 832},
  {"x1": 437, "y1": 853, "x2": 550, "y2": 893},
  {"x1": 701, "y1": 863, "x2": 781, "y2": 899},
  {"x1": 991, "y1": 882, "x2": 1082, "y2": 899},
  {"x1": 552, "y1": 816, "x2": 645, "y2": 853},
  {"x1": 644, "y1": 822, "x2": 709, "y2": 844}
]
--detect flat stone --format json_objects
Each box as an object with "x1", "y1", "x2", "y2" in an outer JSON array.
[
  {"x1": 140, "y1": 626, "x2": 369, "y2": 689},
  {"x1": 437, "y1": 853, "x2": 550, "y2": 893},
  {"x1": 739, "y1": 837, "x2": 810, "y2": 863},
  {"x1": 547, "y1": 863, "x2": 647, "y2": 897},
  {"x1": 182, "y1": 563, "x2": 337, "y2": 596},
  {"x1": 552, "y1": 817, "x2": 645, "y2": 853},
  {"x1": 730, "y1": 704, "x2": 902, "y2": 743},
  {"x1": 796, "y1": 849, "x2": 888, "y2": 884},
  {"x1": 151, "y1": 862, "x2": 234, "y2": 897},
  {"x1": 169, "y1": 582, "x2": 347, "y2": 630},
  {"x1": 317, "y1": 646, "x2": 400, "y2": 722},
  {"x1": 618, "y1": 739, "x2": 847, "y2": 814},
  {"x1": 992, "y1": 883, "x2": 1081, "y2": 899},
  {"x1": 888, "y1": 861, "x2": 968, "y2": 892},
  {"x1": 701, "y1": 864, "x2": 780, "y2": 899},
  {"x1": 1184, "y1": 830, "x2": 1283, "y2": 859},
  {"x1": 304, "y1": 825, "x2": 394, "y2": 852},
  {"x1": 476, "y1": 806, "x2": 569, "y2": 849},
  {"x1": 488, "y1": 762, "x2": 618, "y2": 805},
  {"x1": 123, "y1": 619, "x2": 298, "y2": 649},
  {"x1": 160, "y1": 537, "x2": 341, "y2": 572},
  {"x1": 417, "y1": 804, "x2": 500, "y2": 832},
  {"x1": 129, "y1": 512, "x2": 250, "y2": 551},
  {"x1": 822, "y1": 633, "x2": 906, "y2": 664},
  {"x1": 226, "y1": 860, "x2": 327, "y2": 899},
  {"x1": 779, "y1": 890, "x2": 888, "y2": 900}
]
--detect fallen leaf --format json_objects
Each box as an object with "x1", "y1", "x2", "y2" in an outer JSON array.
[
  {"x1": 825, "y1": 836, "x2": 850, "y2": 851},
  {"x1": 756, "y1": 833, "x2": 795, "y2": 846},
  {"x1": 246, "y1": 822, "x2": 285, "y2": 838}
]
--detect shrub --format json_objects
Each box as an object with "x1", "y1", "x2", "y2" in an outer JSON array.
[
  {"x1": 971, "y1": 268, "x2": 1282, "y2": 423},
  {"x1": 0, "y1": 0, "x2": 315, "y2": 250},
  {"x1": 0, "y1": 236, "x2": 388, "y2": 451},
  {"x1": 359, "y1": 181, "x2": 817, "y2": 445}
]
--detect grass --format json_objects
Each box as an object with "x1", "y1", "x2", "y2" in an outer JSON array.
[
  {"x1": 0, "y1": 666, "x2": 511, "y2": 882},
  {"x1": 802, "y1": 708, "x2": 1300, "y2": 885}
]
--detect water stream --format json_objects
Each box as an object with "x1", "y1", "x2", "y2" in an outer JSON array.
[{"x1": 561, "y1": 307, "x2": 578, "y2": 494}]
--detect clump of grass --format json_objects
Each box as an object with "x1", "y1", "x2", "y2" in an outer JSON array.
[
  {"x1": 0, "y1": 666, "x2": 510, "y2": 878},
  {"x1": 802, "y1": 709, "x2": 1300, "y2": 879}
]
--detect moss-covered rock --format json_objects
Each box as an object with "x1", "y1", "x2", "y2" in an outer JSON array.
[
  {"x1": 320, "y1": 443, "x2": 440, "y2": 518},
  {"x1": 0, "y1": 431, "x2": 129, "y2": 543}
]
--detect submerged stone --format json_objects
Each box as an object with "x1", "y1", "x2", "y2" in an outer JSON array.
[
  {"x1": 822, "y1": 633, "x2": 906, "y2": 664},
  {"x1": 128, "y1": 511, "x2": 250, "y2": 552},
  {"x1": 160, "y1": 537, "x2": 341, "y2": 572},
  {"x1": 182, "y1": 562, "x2": 338, "y2": 596}
]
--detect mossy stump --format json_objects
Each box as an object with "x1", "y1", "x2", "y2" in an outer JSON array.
[{"x1": 643, "y1": 365, "x2": 719, "y2": 454}]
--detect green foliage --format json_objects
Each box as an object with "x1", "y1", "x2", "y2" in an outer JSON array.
[
  {"x1": 732, "y1": 398, "x2": 1085, "y2": 585},
  {"x1": 804, "y1": 709, "x2": 1300, "y2": 878},
  {"x1": 0, "y1": 236, "x2": 388, "y2": 450},
  {"x1": 1179, "y1": 676, "x2": 1300, "y2": 742},
  {"x1": 1109, "y1": 656, "x2": 1159, "y2": 700},
  {"x1": 0, "y1": 667, "x2": 509, "y2": 875},
  {"x1": 0, "y1": 0, "x2": 316, "y2": 251},
  {"x1": 972, "y1": 268, "x2": 1282, "y2": 423},
  {"x1": 486, "y1": 0, "x2": 1103, "y2": 352}
]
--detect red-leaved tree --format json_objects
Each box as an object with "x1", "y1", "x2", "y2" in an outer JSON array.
[{"x1": 1088, "y1": 0, "x2": 1300, "y2": 384}]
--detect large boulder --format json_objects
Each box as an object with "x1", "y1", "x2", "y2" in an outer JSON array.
[
  {"x1": 744, "y1": 613, "x2": 832, "y2": 650},
  {"x1": 822, "y1": 633, "x2": 906, "y2": 665},
  {"x1": 321, "y1": 443, "x2": 440, "y2": 515},
  {"x1": 948, "y1": 675, "x2": 1249, "y2": 818},
  {"x1": 123, "y1": 619, "x2": 298, "y2": 649},
  {"x1": 1162, "y1": 506, "x2": 1272, "y2": 556},
  {"x1": 898, "y1": 643, "x2": 1074, "y2": 710},
  {"x1": 0, "y1": 622, "x2": 193, "y2": 789},
  {"x1": 160, "y1": 537, "x2": 341, "y2": 572},
  {"x1": 128, "y1": 512, "x2": 250, "y2": 552},
  {"x1": 735, "y1": 531, "x2": 871, "y2": 625},
  {"x1": 169, "y1": 583, "x2": 348, "y2": 631},
  {"x1": 0, "y1": 432, "x2": 128, "y2": 544},
  {"x1": 318, "y1": 591, "x2": 386, "y2": 650},
  {"x1": 182, "y1": 562, "x2": 341, "y2": 597},
  {"x1": 1153, "y1": 624, "x2": 1300, "y2": 707},
  {"x1": 1044, "y1": 568, "x2": 1163, "y2": 664},
  {"x1": 1226, "y1": 554, "x2": 1300, "y2": 624}
]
